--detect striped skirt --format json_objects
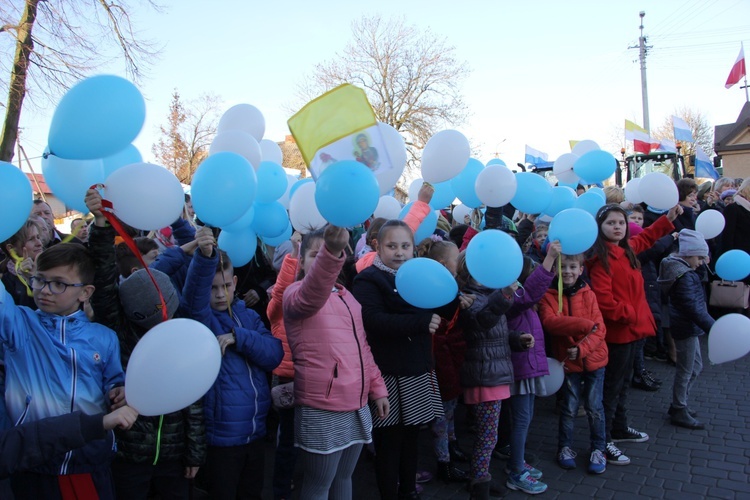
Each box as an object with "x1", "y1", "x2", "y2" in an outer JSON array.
[
  {"x1": 372, "y1": 371, "x2": 444, "y2": 428},
  {"x1": 295, "y1": 405, "x2": 373, "y2": 454}
]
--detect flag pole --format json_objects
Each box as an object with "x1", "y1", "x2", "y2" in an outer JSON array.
[{"x1": 744, "y1": 42, "x2": 749, "y2": 103}]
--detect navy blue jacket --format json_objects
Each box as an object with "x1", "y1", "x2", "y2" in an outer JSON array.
[{"x1": 658, "y1": 256, "x2": 715, "y2": 340}]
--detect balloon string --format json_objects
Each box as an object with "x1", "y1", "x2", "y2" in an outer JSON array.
[
  {"x1": 92, "y1": 184, "x2": 169, "y2": 325},
  {"x1": 557, "y1": 257, "x2": 563, "y2": 313},
  {"x1": 9, "y1": 248, "x2": 33, "y2": 297},
  {"x1": 61, "y1": 223, "x2": 83, "y2": 243}
]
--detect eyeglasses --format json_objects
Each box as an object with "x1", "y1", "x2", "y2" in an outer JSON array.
[{"x1": 29, "y1": 276, "x2": 87, "y2": 295}]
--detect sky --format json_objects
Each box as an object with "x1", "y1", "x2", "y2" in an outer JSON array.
[{"x1": 10, "y1": 0, "x2": 750, "y2": 175}]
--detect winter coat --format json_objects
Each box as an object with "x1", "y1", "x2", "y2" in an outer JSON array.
[
  {"x1": 234, "y1": 245, "x2": 278, "y2": 328},
  {"x1": 586, "y1": 215, "x2": 674, "y2": 344},
  {"x1": 283, "y1": 245, "x2": 387, "y2": 411},
  {"x1": 506, "y1": 265, "x2": 554, "y2": 380},
  {"x1": 267, "y1": 254, "x2": 297, "y2": 379},
  {"x1": 170, "y1": 217, "x2": 196, "y2": 246},
  {"x1": 88, "y1": 224, "x2": 205, "y2": 466},
  {"x1": 433, "y1": 318, "x2": 466, "y2": 402},
  {"x1": 182, "y1": 250, "x2": 283, "y2": 447},
  {"x1": 151, "y1": 245, "x2": 192, "y2": 298},
  {"x1": 539, "y1": 278, "x2": 608, "y2": 373},
  {"x1": 720, "y1": 202, "x2": 750, "y2": 258},
  {"x1": 459, "y1": 283, "x2": 525, "y2": 388},
  {"x1": 637, "y1": 232, "x2": 676, "y2": 326},
  {"x1": 658, "y1": 256, "x2": 716, "y2": 340}
]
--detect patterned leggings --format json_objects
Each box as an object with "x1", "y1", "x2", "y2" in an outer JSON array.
[
  {"x1": 431, "y1": 398, "x2": 458, "y2": 463},
  {"x1": 471, "y1": 400, "x2": 502, "y2": 479}
]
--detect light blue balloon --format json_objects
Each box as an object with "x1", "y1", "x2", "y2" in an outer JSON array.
[
  {"x1": 224, "y1": 205, "x2": 256, "y2": 232},
  {"x1": 256, "y1": 161, "x2": 288, "y2": 203},
  {"x1": 466, "y1": 229, "x2": 523, "y2": 288},
  {"x1": 715, "y1": 250, "x2": 750, "y2": 282},
  {"x1": 588, "y1": 187, "x2": 606, "y2": 203},
  {"x1": 0, "y1": 161, "x2": 33, "y2": 242},
  {"x1": 558, "y1": 181, "x2": 579, "y2": 190},
  {"x1": 191, "y1": 152, "x2": 257, "y2": 228},
  {"x1": 399, "y1": 202, "x2": 438, "y2": 243},
  {"x1": 511, "y1": 173, "x2": 552, "y2": 214},
  {"x1": 289, "y1": 178, "x2": 313, "y2": 201},
  {"x1": 102, "y1": 144, "x2": 142, "y2": 179},
  {"x1": 573, "y1": 150, "x2": 617, "y2": 184},
  {"x1": 451, "y1": 158, "x2": 484, "y2": 208},
  {"x1": 574, "y1": 191, "x2": 606, "y2": 217},
  {"x1": 543, "y1": 186, "x2": 577, "y2": 217},
  {"x1": 217, "y1": 227, "x2": 258, "y2": 267},
  {"x1": 486, "y1": 158, "x2": 506, "y2": 167},
  {"x1": 429, "y1": 181, "x2": 455, "y2": 210},
  {"x1": 261, "y1": 221, "x2": 293, "y2": 246},
  {"x1": 251, "y1": 201, "x2": 289, "y2": 238},
  {"x1": 315, "y1": 160, "x2": 379, "y2": 227},
  {"x1": 395, "y1": 258, "x2": 458, "y2": 309},
  {"x1": 548, "y1": 208, "x2": 598, "y2": 255},
  {"x1": 42, "y1": 154, "x2": 104, "y2": 214},
  {"x1": 48, "y1": 75, "x2": 145, "y2": 160}
]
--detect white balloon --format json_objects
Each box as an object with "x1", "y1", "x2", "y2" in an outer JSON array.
[
  {"x1": 452, "y1": 204, "x2": 471, "y2": 224},
  {"x1": 708, "y1": 314, "x2": 750, "y2": 364},
  {"x1": 289, "y1": 182, "x2": 326, "y2": 234},
  {"x1": 408, "y1": 178, "x2": 424, "y2": 202},
  {"x1": 540, "y1": 357, "x2": 565, "y2": 395},
  {"x1": 376, "y1": 122, "x2": 407, "y2": 195},
  {"x1": 624, "y1": 178, "x2": 643, "y2": 204},
  {"x1": 259, "y1": 139, "x2": 283, "y2": 165},
  {"x1": 278, "y1": 174, "x2": 298, "y2": 209},
  {"x1": 105, "y1": 163, "x2": 184, "y2": 231},
  {"x1": 374, "y1": 196, "x2": 402, "y2": 220},
  {"x1": 217, "y1": 103, "x2": 265, "y2": 141},
  {"x1": 553, "y1": 153, "x2": 580, "y2": 185},
  {"x1": 421, "y1": 130, "x2": 471, "y2": 184},
  {"x1": 210, "y1": 130, "x2": 262, "y2": 169},
  {"x1": 695, "y1": 209, "x2": 726, "y2": 240},
  {"x1": 639, "y1": 172, "x2": 678, "y2": 210},
  {"x1": 475, "y1": 164, "x2": 517, "y2": 208},
  {"x1": 125, "y1": 319, "x2": 222, "y2": 416},
  {"x1": 571, "y1": 140, "x2": 600, "y2": 157}
]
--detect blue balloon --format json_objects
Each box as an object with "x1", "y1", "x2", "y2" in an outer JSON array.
[
  {"x1": 48, "y1": 75, "x2": 145, "y2": 160},
  {"x1": 315, "y1": 160, "x2": 379, "y2": 227},
  {"x1": 543, "y1": 186, "x2": 577, "y2": 217},
  {"x1": 395, "y1": 258, "x2": 458, "y2": 309},
  {"x1": 256, "y1": 161, "x2": 288, "y2": 203},
  {"x1": 0, "y1": 161, "x2": 33, "y2": 242},
  {"x1": 399, "y1": 202, "x2": 439, "y2": 243},
  {"x1": 191, "y1": 152, "x2": 257, "y2": 228},
  {"x1": 715, "y1": 250, "x2": 750, "y2": 282},
  {"x1": 217, "y1": 227, "x2": 258, "y2": 267},
  {"x1": 573, "y1": 150, "x2": 617, "y2": 184},
  {"x1": 261, "y1": 221, "x2": 293, "y2": 246},
  {"x1": 486, "y1": 158, "x2": 507, "y2": 167},
  {"x1": 588, "y1": 187, "x2": 606, "y2": 203},
  {"x1": 451, "y1": 158, "x2": 484, "y2": 208},
  {"x1": 42, "y1": 154, "x2": 104, "y2": 214},
  {"x1": 251, "y1": 201, "x2": 289, "y2": 238},
  {"x1": 548, "y1": 208, "x2": 598, "y2": 255},
  {"x1": 289, "y1": 178, "x2": 313, "y2": 201},
  {"x1": 224, "y1": 205, "x2": 255, "y2": 232},
  {"x1": 574, "y1": 191, "x2": 606, "y2": 217},
  {"x1": 102, "y1": 144, "x2": 142, "y2": 179},
  {"x1": 466, "y1": 230, "x2": 523, "y2": 288},
  {"x1": 429, "y1": 181, "x2": 455, "y2": 210},
  {"x1": 511, "y1": 173, "x2": 552, "y2": 214}
]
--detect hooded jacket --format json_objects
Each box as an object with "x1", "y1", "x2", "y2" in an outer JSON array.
[
  {"x1": 267, "y1": 254, "x2": 298, "y2": 379},
  {"x1": 658, "y1": 256, "x2": 715, "y2": 340}
]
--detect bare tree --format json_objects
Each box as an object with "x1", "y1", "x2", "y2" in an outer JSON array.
[
  {"x1": 0, "y1": 0, "x2": 162, "y2": 161},
  {"x1": 152, "y1": 90, "x2": 220, "y2": 184},
  {"x1": 652, "y1": 106, "x2": 713, "y2": 158},
  {"x1": 294, "y1": 15, "x2": 470, "y2": 173}
]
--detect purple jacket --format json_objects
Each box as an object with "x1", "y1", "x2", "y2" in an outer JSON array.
[{"x1": 506, "y1": 265, "x2": 554, "y2": 380}]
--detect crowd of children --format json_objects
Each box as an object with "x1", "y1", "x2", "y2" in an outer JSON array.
[{"x1": 0, "y1": 174, "x2": 738, "y2": 499}]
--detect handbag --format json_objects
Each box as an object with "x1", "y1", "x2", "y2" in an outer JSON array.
[
  {"x1": 271, "y1": 381, "x2": 295, "y2": 410},
  {"x1": 709, "y1": 280, "x2": 750, "y2": 309}
]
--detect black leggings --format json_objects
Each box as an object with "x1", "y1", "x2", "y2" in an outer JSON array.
[{"x1": 373, "y1": 424, "x2": 421, "y2": 499}]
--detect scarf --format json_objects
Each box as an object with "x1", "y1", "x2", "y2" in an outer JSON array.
[
  {"x1": 733, "y1": 194, "x2": 750, "y2": 212},
  {"x1": 373, "y1": 255, "x2": 398, "y2": 276}
]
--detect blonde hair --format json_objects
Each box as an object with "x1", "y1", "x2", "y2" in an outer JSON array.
[
  {"x1": 738, "y1": 178, "x2": 750, "y2": 200},
  {"x1": 603, "y1": 186, "x2": 624, "y2": 204}
]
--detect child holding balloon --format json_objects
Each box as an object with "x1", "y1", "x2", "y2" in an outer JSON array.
[
  {"x1": 586, "y1": 203, "x2": 681, "y2": 466},
  {"x1": 539, "y1": 253, "x2": 608, "y2": 475}
]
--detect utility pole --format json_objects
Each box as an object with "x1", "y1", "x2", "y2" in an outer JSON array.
[{"x1": 629, "y1": 12, "x2": 652, "y2": 132}]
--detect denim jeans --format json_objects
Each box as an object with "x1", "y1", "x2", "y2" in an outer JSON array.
[
  {"x1": 672, "y1": 336, "x2": 703, "y2": 409},
  {"x1": 633, "y1": 338, "x2": 646, "y2": 375},
  {"x1": 559, "y1": 368, "x2": 606, "y2": 452},
  {"x1": 508, "y1": 394, "x2": 535, "y2": 473},
  {"x1": 603, "y1": 341, "x2": 637, "y2": 441}
]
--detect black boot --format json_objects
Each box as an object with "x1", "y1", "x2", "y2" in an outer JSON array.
[
  {"x1": 632, "y1": 370, "x2": 660, "y2": 391},
  {"x1": 668, "y1": 405, "x2": 697, "y2": 418},
  {"x1": 670, "y1": 407, "x2": 705, "y2": 429},
  {"x1": 397, "y1": 491, "x2": 421, "y2": 500},
  {"x1": 449, "y1": 440, "x2": 470, "y2": 463},
  {"x1": 468, "y1": 475, "x2": 491, "y2": 500},
  {"x1": 437, "y1": 461, "x2": 468, "y2": 483}
]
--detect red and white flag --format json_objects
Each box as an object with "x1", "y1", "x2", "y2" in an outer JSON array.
[{"x1": 725, "y1": 45, "x2": 746, "y2": 89}]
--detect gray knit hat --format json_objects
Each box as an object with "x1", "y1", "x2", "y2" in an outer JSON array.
[
  {"x1": 119, "y1": 269, "x2": 179, "y2": 329},
  {"x1": 678, "y1": 229, "x2": 709, "y2": 257}
]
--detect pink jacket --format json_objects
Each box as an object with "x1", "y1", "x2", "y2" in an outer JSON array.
[{"x1": 283, "y1": 245, "x2": 388, "y2": 411}]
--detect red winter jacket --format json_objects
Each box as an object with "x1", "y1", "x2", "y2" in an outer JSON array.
[
  {"x1": 539, "y1": 280, "x2": 608, "y2": 373},
  {"x1": 284, "y1": 245, "x2": 387, "y2": 411},
  {"x1": 585, "y1": 215, "x2": 674, "y2": 344},
  {"x1": 267, "y1": 254, "x2": 297, "y2": 379}
]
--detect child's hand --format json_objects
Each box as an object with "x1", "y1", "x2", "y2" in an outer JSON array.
[
  {"x1": 417, "y1": 182, "x2": 434, "y2": 204},
  {"x1": 184, "y1": 466, "x2": 199, "y2": 479},
  {"x1": 520, "y1": 333, "x2": 535, "y2": 349},
  {"x1": 195, "y1": 226, "x2": 215, "y2": 257},
  {"x1": 243, "y1": 289, "x2": 260, "y2": 307},
  {"x1": 108, "y1": 386, "x2": 127, "y2": 410},
  {"x1": 546, "y1": 241, "x2": 561, "y2": 260},
  {"x1": 217, "y1": 333, "x2": 236, "y2": 355},
  {"x1": 458, "y1": 293, "x2": 476, "y2": 310},
  {"x1": 667, "y1": 204, "x2": 684, "y2": 221},
  {"x1": 567, "y1": 346, "x2": 579, "y2": 360},
  {"x1": 324, "y1": 225, "x2": 349, "y2": 256},
  {"x1": 290, "y1": 231, "x2": 302, "y2": 259},
  {"x1": 84, "y1": 189, "x2": 107, "y2": 227},
  {"x1": 103, "y1": 405, "x2": 139, "y2": 431},
  {"x1": 373, "y1": 397, "x2": 390, "y2": 420},
  {"x1": 18, "y1": 248, "x2": 34, "y2": 276},
  {"x1": 428, "y1": 314, "x2": 441, "y2": 334}
]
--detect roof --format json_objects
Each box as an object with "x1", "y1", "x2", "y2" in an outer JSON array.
[
  {"x1": 715, "y1": 101, "x2": 750, "y2": 152},
  {"x1": 25, "y1": 173, "x2": 52, "y2": 195}
]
